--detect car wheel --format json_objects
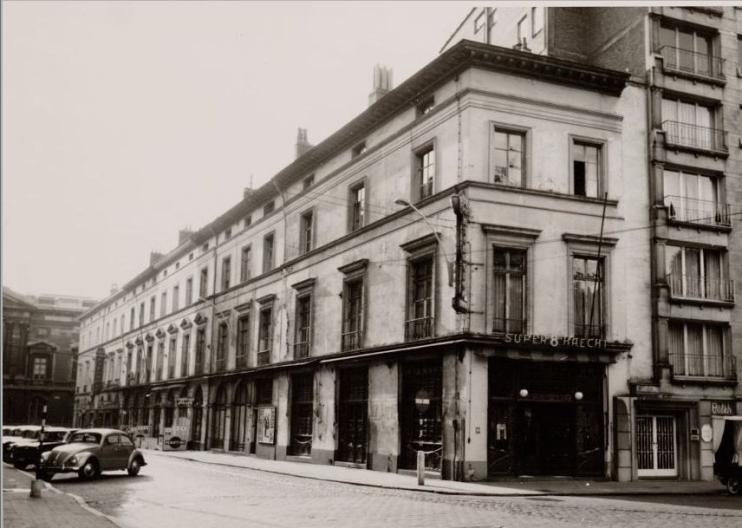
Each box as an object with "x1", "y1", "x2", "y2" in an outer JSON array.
[
  {"x1": 727, "y1": 477, "x2": 741, "y2": 495},
  {"x1": 78, "y1": 460, "x2": 99, "y2": 480},
  {"x1": 127, "y1": 458, "x2": 141, "y2": 477}
]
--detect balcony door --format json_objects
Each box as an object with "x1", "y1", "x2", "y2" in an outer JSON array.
[{"x1": 636, "y1": 415, "x2": 677, "y2": 477}]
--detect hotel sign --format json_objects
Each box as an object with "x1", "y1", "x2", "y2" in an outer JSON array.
[{"x1": 504, "y1": 333, "x2": 608, "y2": 349}]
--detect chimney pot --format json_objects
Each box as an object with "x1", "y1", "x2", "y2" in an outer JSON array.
[
  {"x1": 295, "y1": 127, "x2": 313, "y2": 159},
  {"x1": 368, "y1": 64, "x2": 393, "y2": 106}
]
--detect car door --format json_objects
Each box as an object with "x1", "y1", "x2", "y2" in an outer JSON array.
[
  {"x1": 99, "y1": 434, "x2": 120, "y2": 470},
  {"x1": 118, "y1": 434, "x2": 135, "y2": 469}
]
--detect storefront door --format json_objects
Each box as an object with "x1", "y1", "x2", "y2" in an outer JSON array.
[
  {"x1": 337, "y1": 367, "x2": 368, "y2": 464},
  {"x1": 400, "y1": 360, "x2": 442, "y2": 471},
  {"x1": 636, "y1": 415, "x2": 677, "y2": 477},
  {"x1": 517, "y1": 403, "x2": 575, "y2": 475}
]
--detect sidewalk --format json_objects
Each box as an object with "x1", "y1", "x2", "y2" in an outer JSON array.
[
  {"x1": 2, "y1": 465, "x2": 119, "y2": 528},
  {"x1": 146, "y1": 449, "x2": 727, "y2": 497}
]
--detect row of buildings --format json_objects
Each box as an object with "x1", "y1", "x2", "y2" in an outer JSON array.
[
  {"x1": 74, "y1": 6, "x2": 742, "y2": 482},
  {"x1": 3, "y1": 288, "x2": 96, "y2": 426}
]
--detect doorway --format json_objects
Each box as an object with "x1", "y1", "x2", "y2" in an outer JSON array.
[
  {"x1": 517, "y1": 403, "x2": 575, "y2": 475},
  {"x1": 636, "y1": 415, "x2": 677, "y2": 477}
]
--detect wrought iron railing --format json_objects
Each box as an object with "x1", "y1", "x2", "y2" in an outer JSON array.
[
  {"x1": 235, "y1": 354, "x2": 248, "y2": 369},
  {"x1": 341, "y1": 329, "x2": 362, "y2": 352},
  {"x1": 574, "y1": 323, "x2": 605, "y2": 339},
  {"x1": 665, "y1": 195, "x2": 731, "y2": 226},
  {"x1": 155, "y1": 368, "x2": 162, "y2": 382},
  {"x1": 294, "y1": 341, "x2": 309, "y2": 359},
  {"x1": 662, "y1": 120, "x2": 727, "y2": 152},
  {"x1": 659, "y1": 45, "x2": 725, "y2": 79},
  {"x1": 670, "y1": 352, "x2": 736, "y2": 379},
  {"x1": 666, "y1": 273, "x2": 735, "y2": 302},
  {"x1": 404, "y1": 316, "x2": 434, "y2": 340},
  {"x1": 492, "y1": 317, "x2": 526, "y2": 334},
  {"x1": 419, "y1": 179, "x2": 434, "y2": 200},
  {"x1": 257, "y1": 350, "x2": 270, "y2": 366}
]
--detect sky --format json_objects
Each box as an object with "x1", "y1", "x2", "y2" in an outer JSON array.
[{"x1": 2, "y1": 0, "x2": 474, "y2": 300}]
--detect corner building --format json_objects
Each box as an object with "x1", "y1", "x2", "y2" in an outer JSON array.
[
  {"x1": 76, "y1": 39, "x2": 651, "y2": 481},
  {"x1": 444, "y1": 5, "x2": 742, "y2": 481}
]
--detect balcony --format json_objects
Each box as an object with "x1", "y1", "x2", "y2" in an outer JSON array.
[
  {"x1": 666, "y1": 273, "x2": 735, "y2": 303},
  {"x1": 665, "y1": 196, "x2": 731, "y2": 227},
  {"x1": 257, "y1": 350, "x2": 270, "y2": 366},
  {"x1": 404, "y1": 316, "x2": 434, "y2": 341},
  {"x1": 662, "y1": 120, "x2": 727, "y2": 153},
  {"x1": 235, "y1": 354, "x2": 248, "y2": 369},
  {"x1": 294, "y1": 342, "x2": 309, "y2": 359},
  {"x1": 574, "y1": 323, "x2": 605, "y2": 339},
  {"x1": 659, "y1": 46, "x2": 725, "y2": 80},
  {"x1": 341, "y1": 330, "x2": 362, "y2": 352},
  {"x1": 670, "y1": 352, "x2": 736, "y2": 380}
]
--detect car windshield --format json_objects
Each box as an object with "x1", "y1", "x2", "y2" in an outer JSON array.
[
  {"x1": 43, "y1": 431, "x2": 67, "y2": 442},
  {"x1": 22, "y1": 430, "x2": 40, "y2": 439},
  {"x1": 68, "y1": 432, "x2": 102, "y2": 444}
]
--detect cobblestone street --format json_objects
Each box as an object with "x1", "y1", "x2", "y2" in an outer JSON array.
[{"x1": 40, "y1": 454, "x2": 742, "y2": 528}]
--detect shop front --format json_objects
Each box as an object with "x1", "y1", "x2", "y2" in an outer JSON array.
[{"x1": 488, "y1": 357, "x2": 605, "y2": 478}]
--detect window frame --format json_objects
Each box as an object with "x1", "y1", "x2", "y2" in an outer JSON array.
[
  {"x1": 257, "y1": 296, "x2": 275, "y2": 366},
  {"x1": 199, "y1": 267, "x2": 209, "y2": 299},
  {"x1": 569, "y1": 135, "x2": 607, "y2": 199},
  {"x1": 235, "y1": 313, "x2": 250, "y2": 369},
  {"x1": 292, "y1": 279, "x2": 315, "y2": 359},
  {"x1": 412, "y1": 140, "x2": 437, "y2": 202},
  {"x1": 221, "y1": 255, "x2": 232, "y2": 291},
  {"x1": 668, "y1": 320, "x2": 731, "y2": 378},
  {"x1": 339, "y1": 260, "x2": 368, "y2": 352},
  {"x1": 299, "y1": 208, "x2": 315, "y2": 255},
  {"x1": 262, "y1": 232, "x2": 275, "y2": 273},
  {"x1": 240, "y1": 245, "x2": 252, "y2": 283},
  {"x1": 348, "y1": 179, "x2": 367, "y2": 233},
  {"x1": 489, "y1": 123, "x2": 529, "y2": 188}
]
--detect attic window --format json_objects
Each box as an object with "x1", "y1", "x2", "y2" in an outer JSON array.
[
  {"x1": 352, "y1": 142, "x2": 367, "y2": 158},
  {"x1": 244, "y1": 215, "x2": 252, "y2": 228},
  {"x1": 264, "y1": 201, "x2": 275, "y2": 215}
]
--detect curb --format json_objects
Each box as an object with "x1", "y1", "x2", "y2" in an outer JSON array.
[
  {"x1": 15, "y1": 466, "x2": 124, "y2": 528},
  {"x1": 147, "y1": 452, "x2": 727, "y2": 498}
]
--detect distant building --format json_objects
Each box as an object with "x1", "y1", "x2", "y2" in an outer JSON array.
[{"x1": 3, "y1": 288, "x2": 97, "y2": 426}]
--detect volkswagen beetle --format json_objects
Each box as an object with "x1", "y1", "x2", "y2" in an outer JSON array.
[
  {"x1": 39, "y1": 428, "x2": 146, "y2": 481},
  {"x1": 11, "y1": 427, "x2": 74, "y2": 470}
]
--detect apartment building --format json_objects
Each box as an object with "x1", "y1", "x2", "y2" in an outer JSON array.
[
  {"x1": 444, "y1": 5, "x2": 742, "y2": 481},
  {"x1": 75, "y1": 37, "x2": 648, "y2": 481},
  {"x1": 3, "y1": 288, "x2": 97, "y2": 426}
]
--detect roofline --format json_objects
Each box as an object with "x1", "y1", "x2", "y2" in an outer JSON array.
[{"x1": 80, "y1": 40, "x2": 629, "y2": 321}]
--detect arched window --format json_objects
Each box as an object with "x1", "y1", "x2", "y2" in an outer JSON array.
[
  {"x1": 210, "y1": 384, "x2": 227, "y2": 449},
  {"x1": 191, "y1": 387, "x2": 203, "y2": 449},
  {"x1": 230, "y1": 382, "x2": 249, "y2": 451}
]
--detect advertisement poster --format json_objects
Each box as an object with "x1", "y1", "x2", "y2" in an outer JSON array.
[{"x1": 257, "y1": 406, "x2": 275, "y2": 445}]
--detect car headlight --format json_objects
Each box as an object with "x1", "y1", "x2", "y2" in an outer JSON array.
[{"x1": 66, "y1": 456, "x2": 78, "y2": 466}]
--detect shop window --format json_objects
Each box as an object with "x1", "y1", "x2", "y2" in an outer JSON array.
[
  {"x1": 337, "y1": 367, "x2": 368, "y2": 464},
  {"x1": 210, "y1": 385, "x2": 227, "y2": 449},
  {"x1": 230, "y1": 383, "x2": 249, "y2": 451},
  {"x1": 256, "y1": 378, "x2": 273, "y2": 405},
  {"x1": 400, "y1": 361, "x2": 442, "y2": 471},
  {"x1": 493, "y1": 247, "x2": 527, "y2": 334}
]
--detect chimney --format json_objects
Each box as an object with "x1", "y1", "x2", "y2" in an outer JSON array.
[
  {"x1": 368, "y1": 64, "x2": 393, "y2": 106},
  {"x1": 178, "y1": 229, "x2": 194, "y2": 245},
  {"x1": 295, "y1": 128, "x2": 313, "y2": 159},
  {"x1": 149, "y1": 252, "x2": 164, "y2": 267}
]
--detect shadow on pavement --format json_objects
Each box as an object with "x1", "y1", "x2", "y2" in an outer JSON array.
[{"x1": 599, "y1": 494, "x2": 742, "y2": 511}]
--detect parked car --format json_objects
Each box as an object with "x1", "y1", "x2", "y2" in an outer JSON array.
[
  {"x1": 10, "y1": 427, "x2": 75, "y2": 470},
  {"x1": 39, "y1": 428, "x2": 146, "y2": 481},
  {"x1": 3, "y1": 426, "x2": 41, "y2": 462}
]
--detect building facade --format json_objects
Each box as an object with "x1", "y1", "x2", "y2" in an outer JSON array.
[
  {"x1": 444, "y1": 5, "x2": 742, "y2": 481},
  {"x1": 75, "y1": 37, "x2": 656, "y2": 481},
  {"x1": 3, "y1": 288, "x2": 96, "y2": 426}
]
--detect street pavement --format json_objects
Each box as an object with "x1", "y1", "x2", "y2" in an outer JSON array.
[{"x1": 30, "y1": 452, "x2": 742, "y2": 528}]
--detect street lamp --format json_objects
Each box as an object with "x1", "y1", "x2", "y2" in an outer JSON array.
[{"x1": 394, "y1": 199, "x2": 453, "y2": 287}]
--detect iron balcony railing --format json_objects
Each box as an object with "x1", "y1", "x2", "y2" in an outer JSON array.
[
  {"x1": 235, "y1": 354, "x2": 248, "y2": 369},
  {"x1": 419, "y1": 179, "x2": 434, "y2": 200},
  {"x1": 662, "y1": 120, "x2": 727, "y2": 152},
  {"x1": 665, "y1": 195, "x2": 731, "y2": 227},
  {"x1": 404, "y1": 316, "x2": 434, "y2": 341},
  {"x1": 659, "y1": 45, "x2": 725, "y2": 79},
  {"x1": 670, "y1": 352, "x2": 736, "y2": 379},
  {"x1": 213, "y1": 357, "x2": 226, "y2": 373},
  {"x1": 257, "y1": 350, "x2": 270, "y2": 366},
  {"x1": 341, "y1": 329, "x2": 362, "y2": 352},
  {"x1": 294, "y1": 341, "x2": 309, "y2": 359},
  {"x1": 666, "y1": 273, "x2": 735, "y2": 303},
  {"x1": 194, "y1": 361, "x2": 204, "y2": 376},
  {"x1": 574, "y1": 323, "x2": 605, "y2": 339},
  {"x1": 168, "y1": 365, "x2": 175, "y2": 379}
]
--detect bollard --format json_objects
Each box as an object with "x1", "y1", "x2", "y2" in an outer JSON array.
[
  {"x1": 30, "y1": 478, "x2": 43, "y2": 498},
  {"x1": 416, "y1": 450, "x2": 425, "y2": 486}
]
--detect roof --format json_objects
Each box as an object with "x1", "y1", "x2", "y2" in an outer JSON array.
[{"x1": 80, "y1": 39, "x2": 629, "y2": 321}]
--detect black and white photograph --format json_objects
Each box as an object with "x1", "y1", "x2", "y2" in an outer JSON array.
[{"x1": 2, "y1": 1, "x2": 742, "y2": 527}]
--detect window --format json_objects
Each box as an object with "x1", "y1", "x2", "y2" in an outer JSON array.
[
  {"x1": 658, "y1": 24, "x2": 718, "y2": 78},
  {"x1": 160, "y1": 292, "x2": 167, "y2": 317},
  {"x1": 416, "y1": 96, "x2": 435, "y2": 117},
  {"x1": 172, "y1": 285, "x2": 179, "y2": 312},
  {"x1": 303, "y1": 175, "x2": 314, "y2": 190},
  {"x1": 415, "y1": 145, "x2": 435, "y2": 200},
  {"x1": 168, "y1": 337, "x2": 176, "y2": 379},
  {"x1": 342, "y1": 278, "x2": 364, "y2": 351},
  {"x1": 663, "y1": 169, "x2": 726, "y2": 226},
  {"x1": 263, "y1": 233, "x2": 275, "y2": 273},
  {"x1": 257, "y1": 307, "x2": 273, "y2": 366},
  {"x1": 517, "y1": 15, "x2": 528, "y2": 47},
  {"x1": 531, "y1": 7, "x2": 543, "y2": 36},
  {"x1": 240, "y1": 246, "x2": 252, "y2": 283},
  {"x1": 493, "y1": 248, "x2": 527, "y2": 334},
  {"x1": 194, "y1": 328, "x2": 206, "y2": 375},
  {"x1": 669, "y1": 322, "x2": 731, "y2": 378},
  {"x1": 406, "y1": 255, "x2": 434, "y2": 340},
  {"x1": 289, "y1": 373, "x2": 313, "y2": 456},
  {"x1": 222, "y1": 256, "x2": 231, "y2": 291},
  {"x1": 236, "y1": 314, "x2": 250, "y2": 369},
  {"x1": 32, "y1": 356, "x2": 48, "y2": 380},
  {"x1": 300, "y1": 210, "x2": 314, "y2": 255},
  {"x1": 349, "y1": 182, "x2": 366, "y2": 232},
  {"x1": 572, "y1": 256, "x2": 604, "y2": 338},
  {"x1": 294, "y1": 293, "x2": 312, "y2": 358},
  {"x1": 156, "y1": 341, "x2": 164, "y2": 381},
  {"x1": 492, "y1": 127, "x2": 525, "y2": 187},
  {"x1": 263, "y1": 201, "x2": 275, "y2": 215},
  {"x1": 474, "y1": 9, "x2": 486, "y2": 34},
  {"x1": 572, "y1": 140, "x2": 602, "y2": 198},
  {"x1": 199, "y1": 267, "x2": 208, "y2": 299},
  {"x1": 180, "y1": 332, "x2": 190, "y2": 377},
  {"x1": 661, "y1": 97, "x2": 720, "y2": 151},
  {"x1": 185, "y1": 277, "x2": 193, "y2": 306},
  {"x1": 215, "y1": 322, "x2": 228, "y2": 372},
  {"x1": 139, "y1": 303, "x2": 145, "y2": 327},
  {"x1": 244, "y1": 215, "x2": 252, "y2": 228},
  {"x1": 351, "y1": 141, "x2": 366, "y2": 158},
  {"x1": 120, "y1": 315, "x2": 124, "y2": 336},
  {"x1": 665, "y1": 246, "x2": 731, "y2": 302},
  {"x1": 149, "y1": 297, "x2": 156, "y2": 322}
]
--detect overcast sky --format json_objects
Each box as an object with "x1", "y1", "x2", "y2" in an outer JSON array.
[{"x1": 3, "y1": 1, "x2": 476, "y2": 300}]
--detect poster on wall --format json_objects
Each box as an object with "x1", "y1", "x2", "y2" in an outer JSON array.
[{"x1": 257, "y1": 406, "x2": 276, "y2": 445}]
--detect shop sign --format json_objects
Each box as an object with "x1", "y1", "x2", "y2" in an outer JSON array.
[
  {"x1": 257, "y1": 406, "x2": 276, "y2": 445},
  {"x1": 504, "y1": 333, "x2": 608, "y2": 349},
  {"x1": 176, "y1": 397, "x2": 194, "y2": 407},
  {"x1": 711, "y1": 401, "x2": 734, "y2": 416}
]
